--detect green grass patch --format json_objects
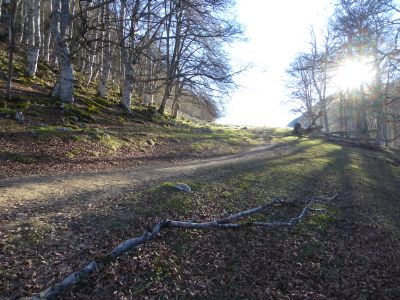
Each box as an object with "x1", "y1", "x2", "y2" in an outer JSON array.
[
  {"x1": 91, "y1": 130, "x2": 124, "y2": 151},
  {"x1": 64, "y1": 104, "x2": 94, "y2": 121},
  {"x1": 30, "y1": 125, "x2": 77, "y2": 134},
  {"x1": 0, "y1": 107, "x2": 17, "y2": 116}
]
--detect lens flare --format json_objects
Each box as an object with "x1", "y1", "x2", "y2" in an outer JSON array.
[{"x1": 334, "y1": 57, "x2": 375, "y2": 90}]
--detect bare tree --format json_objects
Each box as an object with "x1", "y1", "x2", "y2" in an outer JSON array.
[
  {"x1": 287, "y1": 53, "x2": 319, "y2": 124},
  {"x1": 308, "y1": 28, "x2": 334, "y2": 132}
]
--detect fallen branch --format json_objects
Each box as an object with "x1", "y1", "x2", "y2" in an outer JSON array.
[
  {"x1": 27, "y1": 195, "x2": 337, "y2": 300},
  {"x1": 312, "y1": 132, "x2": 380, "y2": 151}
]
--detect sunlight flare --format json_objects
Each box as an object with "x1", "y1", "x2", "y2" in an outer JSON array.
[{"x1": 334, "y1": 57, "x2": 375, "y2": 90}]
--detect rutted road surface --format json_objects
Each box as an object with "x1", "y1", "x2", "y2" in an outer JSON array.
[{"x1": 0, "y1": 142, "x2": 293, "y2": 221}]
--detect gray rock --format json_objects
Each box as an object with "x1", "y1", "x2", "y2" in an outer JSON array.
[
  {"x1": 57, "y1": 127, "x2": 71, "y2": 132},
  {"x1": 174, "y1": 183, "x2": 192, "y2": 193},
  {"x1": 198, "y1": 127, "x2": 213, "y2": 133},
  {"x1": 15, "y1": 111, "x2": 24, "y2": 122},
  {"x1": 69, "y1": 116, "x2": 79, "y2": 122}
]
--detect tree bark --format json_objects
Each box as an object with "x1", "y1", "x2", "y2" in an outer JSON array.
[
  {"x1": 52, "y1": 0, "x2": 74, "y2": 104},
  {"x1": 158, "y1": 79, "x2": 173, "y2": 115},
  {"x1": 85, "y1": 2, "x2": 100, "y2": 87},
  {"x1": 172, "y1": 80, "x2": 184, "y2": 117},
  {"x1": 17, "y1": 0, "x2": 26, "y2": 44},
  {"x1": 26, "y1": 0, "x2": 41, "y2": 77},
  {"x1": 44, "y1": 0, "x2": 52, "y2": 62},
  {"x1": 339, "y1": 91, "x2": 345, "y2": 132},
  {"x1": 0, "y1": 0, "x2": 10, "y2": 41},
  {"x1": 374, "y1": 62, "x2": 385, "y2": 147},
  {"x1": 119, "y1": 0, "x2": 133, "y2": 113},
  {"x1": 97, "y1": 33, "x2": 111, "y2": 98},
  {"x1": 97, "y1": 4, "x2": 111, "y2": 97},
  {"x1": 4, "y1": 0, "x2": 18, "y2": 102}
]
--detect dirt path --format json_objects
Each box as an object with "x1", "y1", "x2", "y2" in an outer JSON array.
[{"x1": 0, "y1": 142, "x2": 292, "y2": 222}]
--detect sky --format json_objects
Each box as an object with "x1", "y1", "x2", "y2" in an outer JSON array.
[{"x1": 218, "y1": 0, "x2": 335, "y2": 127}]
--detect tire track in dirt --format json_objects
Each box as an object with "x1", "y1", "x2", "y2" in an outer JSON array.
[{"x1": 0, "y1": 142, "x2": 295, "y2": 221}]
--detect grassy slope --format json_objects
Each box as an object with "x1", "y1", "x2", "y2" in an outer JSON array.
[
  {"x1": 0, "y1": 45, "x2": 271, "y2": 179},
  {"x1": 77, "y1": 138, "x2": 399, "y2": 299},
  {"x1": 2, "y1": 137, "x2": 400, "y2": 299}
]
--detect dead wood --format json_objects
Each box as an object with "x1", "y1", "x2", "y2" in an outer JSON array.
[
  {"x1": 313, "y1": 132, "x2": 380, "y2": 151},
  {"x1": 293, "y1": 112, "x2": 324, "y2": 137},
  {"x1": 27, "y1": 195, "x2": 337, "y2": 300}
]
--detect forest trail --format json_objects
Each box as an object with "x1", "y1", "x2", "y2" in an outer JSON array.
[{"x1": 0, "y1": 142, "x2": 291, "y2": 221}]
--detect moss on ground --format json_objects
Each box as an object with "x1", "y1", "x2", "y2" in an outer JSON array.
[{"x1": 127, "y1": 138, "x2": 400, "y2": 235}]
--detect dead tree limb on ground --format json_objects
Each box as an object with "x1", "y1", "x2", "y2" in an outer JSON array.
[
  {"x1": 313, "y1": 131, "x2": 379, "y2": 151},
  {"x1": 28, "y1": 194, "x2": 338, "y2": 300}
]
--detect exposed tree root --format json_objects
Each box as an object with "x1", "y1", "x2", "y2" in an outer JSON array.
[{"x1": 27, "y1": 194, "x2": 338, "y2": 300}]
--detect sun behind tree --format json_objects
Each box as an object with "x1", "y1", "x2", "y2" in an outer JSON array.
[{"x1": 334, "y1": 57, "x2": 375, "y2": 90}]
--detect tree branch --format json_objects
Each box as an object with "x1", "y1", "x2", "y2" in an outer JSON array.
[{"x1": 27, "y1": 195, "x2": 337, "y2": 300}]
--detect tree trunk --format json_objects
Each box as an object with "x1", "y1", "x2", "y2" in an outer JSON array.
[
  {"x1": 374, "y1": 63, "x2": 385, "y2": 147},
  {"x1": 85, "y1": 4, "x2": 100, "y2": 87},
  {"x1": 44, "y1": 0, "x2": 52, "y2": 62},
  {"x1": 121, "y1": 69, "x2": 133, "y2": 114},
  {"x1": 0, "y1": 0, "x2": 10, "y2": 41},
  {"x1": 26, "y1": 0, "x2": 41, "y2": 77},
  {"x1": 383, "y1": 98, "x2": 388, "y2": 146},
  {"x1": 52, "y1": 0, "x2": 74, "y2": 103},
  {"x1": 97, "y1": 30, "x2": 111, "y2": 98},
  {"x1": 5, "y1": 0, "x2": 17, "y2": 102},
  {"x1": 321, "y1": 64, "x2": 329, "y2": 132},
  {"x1": 339, "y1": 91, "x2": 345, "y2": 132},
  {"x1": 172, "y1": 80, "x2": 184, "y2": 117},
  {"x1": 158, "y1": 79, "x2": 173, "y2": 115},
  {"x1": 17, "y1": 1, "x2": 26, "y2": 44},
  {"x1": 118, "y1": 0, "x2": 133, "y2": 113},
  {"x1": 393, "y1": 118, "x2": 399, "y2": 149}
]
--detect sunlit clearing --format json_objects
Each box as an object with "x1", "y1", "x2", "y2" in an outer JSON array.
[{"x1": 334, "y1": 57, "x2": 375, "y2": 90}]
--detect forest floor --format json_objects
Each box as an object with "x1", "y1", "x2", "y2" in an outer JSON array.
[{"x1": 1, "y1": 132, "x2": 400, "y2": 299}]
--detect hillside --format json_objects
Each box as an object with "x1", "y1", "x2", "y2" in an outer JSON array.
[{"x1": 0, "y1": 44, "x2": 272, "y2": 179}]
